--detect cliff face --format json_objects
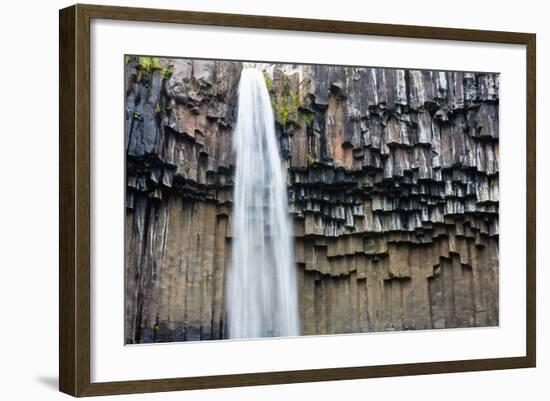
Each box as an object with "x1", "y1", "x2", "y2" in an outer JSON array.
[{"x1": 124, "y1": 57, "x2": 499, "y2": 343}]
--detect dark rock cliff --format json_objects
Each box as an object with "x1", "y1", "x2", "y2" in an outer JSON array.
[{"x1": 124, "y1": 57, "x2": 499, "y2": 343}]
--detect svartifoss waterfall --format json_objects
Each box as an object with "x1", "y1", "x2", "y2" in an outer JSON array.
[{"x1": 227, "y1": 68, "x2": 300, "y2": 339}]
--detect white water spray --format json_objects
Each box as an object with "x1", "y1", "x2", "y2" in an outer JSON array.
[{"x1": 226, "y1": 68, "x2": 300, "y2": 339}]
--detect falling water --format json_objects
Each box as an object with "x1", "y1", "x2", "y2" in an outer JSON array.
[{"x1": 227, "y1": 68, "x2": 300, "y2": 339}]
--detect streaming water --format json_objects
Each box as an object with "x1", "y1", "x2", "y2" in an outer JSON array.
[{"x1": 226, "y1": 68, "x2": 300, "y2": 339}]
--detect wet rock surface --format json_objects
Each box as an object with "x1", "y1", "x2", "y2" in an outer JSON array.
[{"x1": 125, "y1": 58, "x2": 499, "y2": 343}]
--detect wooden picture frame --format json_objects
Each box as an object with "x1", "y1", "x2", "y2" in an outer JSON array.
[{"x1": 59, "y1": 3, "x2": 536, "y2": 397}]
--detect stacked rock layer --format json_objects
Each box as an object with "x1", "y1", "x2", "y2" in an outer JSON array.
[{"x1": 124, "y1": 57, "x2": 499, "y2": 343}]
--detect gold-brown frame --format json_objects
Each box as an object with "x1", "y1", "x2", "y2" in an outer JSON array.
[{"x1": 59, "y1": 3, "x2": 536, "y2": 397}]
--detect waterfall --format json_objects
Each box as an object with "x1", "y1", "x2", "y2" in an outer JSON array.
[{"x1": 227, "y1": 68, "x2": 300, "y2": 339}]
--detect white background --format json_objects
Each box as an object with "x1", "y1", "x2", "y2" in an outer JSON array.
[
  {"x1": 91, "y1": 19, "x2": 526, "y2": 382},
  {"x1": 0, "y1": 0, "x2": 546, "y2": 400}
]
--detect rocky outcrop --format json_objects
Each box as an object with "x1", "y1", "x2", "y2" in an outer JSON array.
[{"x1": 124, "y1": 57, "x2": 499, "y2": 343}]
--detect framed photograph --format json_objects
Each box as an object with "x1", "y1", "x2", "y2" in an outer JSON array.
[{"x1": 59, "y1": 4, "x2": 536, "y2": 397}]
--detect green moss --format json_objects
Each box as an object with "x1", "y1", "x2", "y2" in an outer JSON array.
[
  {"x1": 126, "y1": 56, "x2": 173, "y2": 80},
  {"x1": 265, "y1": 71, "x2": 305, "y2": 130},
  {"x1": 162, "y1": 65, "x2": 174, "y2": 79},
  {"x1": 301, "y1": 110, "x2": 315, "y2": 124},
  {"x1": 272, "y1": 91, "x2": 300, "y2": 130},
  {"x1": 138, "y1": 56, "x2": 162, "y2": 71},
  {"x1": 263, "y1": 71, "x2": 273, "y2": 92},
  {"x1": 306, "y1": 153, "x2": 316, "y2": 166}
]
